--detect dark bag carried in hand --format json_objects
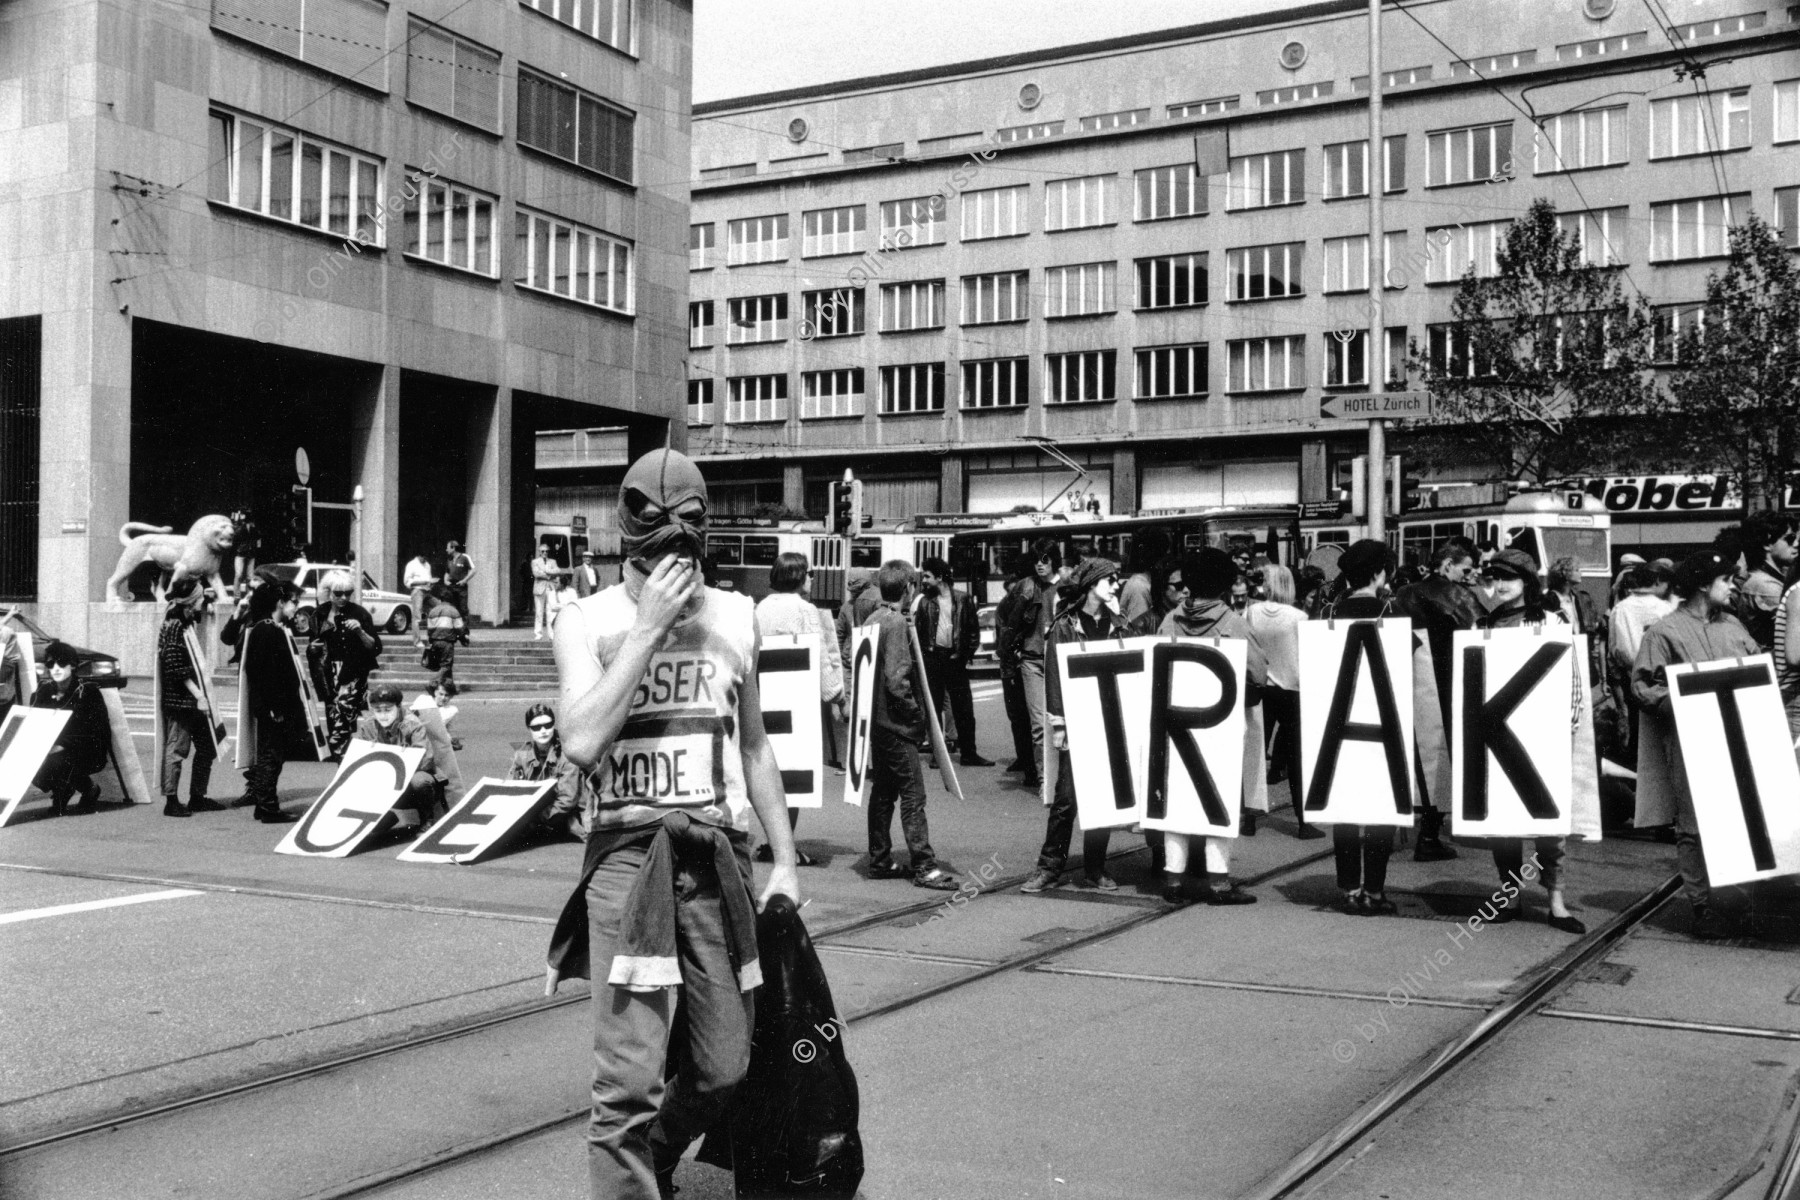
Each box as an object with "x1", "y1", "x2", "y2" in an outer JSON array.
[{"x1": 697, "y1": 896, "x2": 864, "y2": 1198}]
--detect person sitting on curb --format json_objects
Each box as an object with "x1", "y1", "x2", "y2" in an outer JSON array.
[
  {"x1": 31, "y1": 642, "x2": 111, "y2": 816},
  {"x1": 355, "y1": 681, "x2": 448, "y2": 827},
  {"x1": 509, "y1": 702, "x2": 588, "y2": 840}
]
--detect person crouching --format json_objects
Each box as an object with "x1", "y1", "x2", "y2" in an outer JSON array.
[{"x1": 356, "y1": 681, "x2": 448, "y2": 826}]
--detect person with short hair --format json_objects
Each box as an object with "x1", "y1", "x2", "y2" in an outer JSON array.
[
  {"x1": 157, "y1": 579, "x2": 224, "y2": 818},
  {"x1": 574, "y1": 549, "x2": 602, "y2": 599},
  {"x1": 993, "y1": 554, "x2": 1038, "y2": 780},
  {"x1": 444, "y1": 539, "x2": 475, "y2": 622},
  {"x1": 238, "y1": 581, "x2": 305, "y2": 824},
  {"x1": 532, "y1": 543, "x2": 571, "y2": 640},
  {"x1": 1734, "y1": 512, "x2": 1798, "y2": 653},
  {"x1": 1118, "y1": 529, "x2": 1170, "y2": 629},
  {"x1": 754, "y1": 552, "x2": 841, "y2": 866},
  {"x1": 422, "y1": 583, "x2": 468, "y2": 690},
  {"x1": 355, "y1": 681, "x2": 447, "y2": 825},
  {"x1": 510, "y1": 702, "x2": 589, "y2": 839},
  {"x1": 30, "y1": 641, "x2": 110, "y2": 816},
  {"x1": 913, "y1": 556, "x2": 991, "y2": 767},
  {"x1": 1394, "y1": 539, "x2": 1483, "y2": 862},
  {"x1": 409, "y1": 678, "x2": 462, "y2": 751},
  {"x1": 1001, "y1": 537, "x2": 1062, "y2": 792}
]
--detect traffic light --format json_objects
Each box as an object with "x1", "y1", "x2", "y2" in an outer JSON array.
[
  {"x1": 1399, "y1": 475, "x2": 1427, "y2": 512},
  {"x1": 850, "y1": 478, "x2": 866, "y2": 532},
  {"x1": 288, "y1": 485, "x2": 312, "y2": 555},
  {"x1": 829, "y1": 481, "x2": 853, "y2": 535}
]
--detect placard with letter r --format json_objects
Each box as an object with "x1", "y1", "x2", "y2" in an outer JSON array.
[
  {"x1": 1451, "y1": 627, "x2": 1574, "y2": 838},
  {"x1": 1298, "y1": 619, "x2": 1415, "y2": 826},
  {"x1": 1143, "y1": 637, "x2": 1248, "y2": 838},
  {"x1": 1668, "y1": 655, "x2": 1800, "y2": 888},
  {"x1": 757, "y1": 633, "x2": 824, "y2": 809}
]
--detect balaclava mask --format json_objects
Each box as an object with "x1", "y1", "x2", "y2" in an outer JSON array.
[{"x1": 619, "y1": 449, "x2": 709, "y2": 564}]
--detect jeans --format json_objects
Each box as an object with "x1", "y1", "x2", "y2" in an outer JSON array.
[
  {"x1": 1021, "y1": 658, "x2": 1047, "y2": 787},
  {"x1": 585, "y1": 841, "x2": 754, "y2": 1200},
  {"x1": 159, "y1": 708, "x2": 216, "y2": 800},
  {"x1": 1492, "y1": 837, "x2": 1565, "y2": 893},
  {"x1": 1000, "y1": 663, "x2": 1033, "y2": 771},
  {"x1": 34, "y1": 747, "x2": 99, "y2": 805},
  {"x1": 867, "y1": 728, "x2": 936, "y2": 874},
  {"x1": 1333, "y1": 824, "x2": 1396, "y2": 893},
  {"x1": 923, "y1": 649, "x2": 979, "y2": 761},
  {"x1": 1037, "y1": 747, "x2": 1111, "y2": 875}
]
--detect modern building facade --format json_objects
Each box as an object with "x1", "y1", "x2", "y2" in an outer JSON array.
[
  {"x1": 1, "y1": 0, "x2": 691, "y2": 638},
  {"x1": 633, "y1": 0, "x2": 1797, "y2": 527}
]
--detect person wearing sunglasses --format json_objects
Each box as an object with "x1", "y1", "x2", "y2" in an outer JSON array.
[
  {"x1": 308, "y1": 569, "x2": 383, "y2": 760},
  {"x1": 510, "y1": 703, "x2": 588, "y2": 840}
]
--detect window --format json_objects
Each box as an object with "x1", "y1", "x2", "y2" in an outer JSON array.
[
  {"x1": 1557, "y1": 208, "x2": 1628, "y2": 266},
  {"x1": 1352, "y1": 66, "x2": 1434, "y2": 89},
  {"x1": 995, "y1": 121, "x2": 1062, "y2": 143},
  {"x1": 700, "y1": 163, "x2": 755, "y2": 181},
  {"x1": 1650, "y1": 89, "x2": 1750, "y2": 157},
  {"x1": 1323, "y1": 329, "x2": 1369, "y2": 388},
  {"x1": 687, "y1": 378, "x2": 713, "y2": 425},
  {"x1": 727, "y1": 214, "x2": 789, "y2": 265},
  {"x1": 726, "y1": 374, "x2": 787, "y2": 423},
  {"x1": 1135, "y1": 253, "x2": 1207, "y2": 309},
  {"x1": 1043, "y1": 262, "x2": 1116, "y2": 318},
  {"x1": 1384, "y1": 326, "x2": 1409, "y2": 386},
  {"x1": 689, "y1": 223, "x2": 715, "y2": 270},
  {"x1": 1135, "y1": 163, "x2": 1205, "y2": 221},
  {"x1": 1226, "y1": 149, "x2": 1304, "y2": 210},
  {"x1": 1651, "y1": 194, "x2": 1749, "y2": 260},
  {"x1": 517, "y1": 69, "x2": 635, "y2": 183},
  {"x1": 1427, "y1": 121, "x2": 1514, "y2": 186},
  {"x1": 1556, "y1": 32, "x2": 1647, "y2": 59},
  {"x1": 1045, "y1": 351, "x2": 1116, "y2": 404},
  {"x1": 689, "y1": 301, "x2": 714, "y2": 349},
  {"x1": 208, "y1": 109, "x2": 385, "y2": 244},
  {"x1": 406, "y1": 20, "x2": 500, "y2": 131},
  {"x1": 405, "y1": 175, "x2": 496, "y2": 275},
  {"x1": 800, "y1": 288, "x2": 864, "y2": 338},
  {"x1": 1652, "y1": 303, "x2": 1708, "y2": 363},
  {"x1": 1227, "y1": 242, "x2": 1305, "y2": 301},
  {"x1": 961, "y1": 358, "x2": 1029, "y2": 409},
  {"x1": 1258, "y1": 82, "x2": 1333, "y2": 106},
  {"x1": 1450, "y1": 50, "x2": 1536, "y2": 76},
  {"x1": 1080, "y1": 109, "x2": 1148, "y2": 131},
  {"x1": 880, "y1": 280, "x2": 946, "y2": 331},
  {"x1": 1169, "y1": 96, "x2": 1238, "y2": 118},
  {"x1": 1135, "y1": 344, "x2": 1208, "y2": 400},
  {"x1": 520, "y1": 0, "x2": 635, "y2": 54},
  {"x1": 1535, "y1": 105, "x2": 1627, "y2": 173},
  {"x1": 961, "y1": 271, "x2": 1029, "y2": 324},
  {"x1": 881, "y1": 363, "x2": 947, "y2": 414},
  {"x1": 801, "y1": 369, "x2": 865, "y2": 419},
  {"x1": 212, "y1": 0, "x2": 389, "y2": 88},
  {"x1": 880, "y1": 196, "x2": 947, "y2": 247},
  {"x1": 1228, "y1": 336, "x2": 1306, "y2": 392},
  {"x1": 1322, "y1": 136, "x2": 1411, "y2": 198},
  {"x1": 844, "y1": 142, "x2": 904, "y2": 164},
  {"x1": 1323, "y1": 235, "x2": 1370, "y2": 293},
  {"x1": 1778, "y1": 79, "x2": 1800, "y2": 143},
  {"x1": 513, "y1": 208, "x2": 634, "y2": 311},
  {"x1": 726, "y1": 294, "x2": 788, "y2": 343},
  {"x1": 1427, "y1": 323, "x2": 1496, "y2": 379},
  {"x1": 962, "y1": 186, "x2": 1029, "y2": 240},
  {"x1": 1777, "y1": 186, "x2": 1799, "y2": 249},
  {"x1": 1427, "y1": 221, "x2": 1508, "y2": 282},
  {"x1": 1668, "y1": 10, "x2": 1766, "y2": 42},
  {"x1": 799, "y1": 205, "x2": 864, "y2": 258},
  {"x1": 1044, "y1": 175, "x2": 1114, "y2": 231}
]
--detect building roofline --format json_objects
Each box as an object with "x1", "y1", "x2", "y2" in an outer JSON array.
[{"x1": 692, "y1": 0, "x2": 1373, "y2": 115}]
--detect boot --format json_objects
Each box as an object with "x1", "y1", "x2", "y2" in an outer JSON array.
[
  {"x1": 187, "y1": 797, "x2": 226, "y2": 812},
  {"x1": 255, "y1": 806, "x2": 298, "y2": 824},
  {"x1": 163, "y1": 795, "x2": 192, "y2": 818}
]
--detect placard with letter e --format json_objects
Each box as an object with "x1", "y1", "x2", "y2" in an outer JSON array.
[
  {"x1": 842, "y1": 624, "x2": 880, "y2": 807},
  {"x1": 1668, "y1": 655, "x2": 1800, "y2": 887},
  {"x1": 397, "y1": 778, "x2": 557, "y2": 864},
  {"x1": 274, "y1": 739, "x2": 425, "y2": 858},
  {"x1": 0, "y1": 708, "x2": 71, "y2": 827},
  {"x1": 1451, "y1": 626, "x2": 1574, "y2": 838},
  {"x1": 757, "y1": 634, "x2": 824, "y2": 808},
  {"x1": 1056, "y1": 637, "x2": 1156, "y2": 831},
  {"x1": 1299, "y1": 619, "x2": 1415, "y2": 826}
]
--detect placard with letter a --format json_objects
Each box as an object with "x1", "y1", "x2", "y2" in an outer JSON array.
[
  {"x1": 1668, "y1": 655, "x2": 1800, "y2": 887},
  {"x1": 1451, "y1": 626, "x2": 1574, "y2": 838},
  {"x1": 1298, "y1": 618, "x2": 1415, "y2": 826},
  {"x1": 757, "y1": 634, "x2": 824, "y2": 809},
  {"x1": 842, "y1": 625, "x2": 880, "y2": 807},
  {"x1": 274, "y1": 739, "x2": 425, "y2": 858}
]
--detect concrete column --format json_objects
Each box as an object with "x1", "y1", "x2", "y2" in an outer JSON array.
[
  {"x1": 938, "y1": 456, "x2": 964, "y2": 513},
  {"x1": 1110, "y1": 448, "x2": 1137, "y2": 515},
  {"x1": 466, "y1": 385, "x2": 513, "y2": 625},
  {"x1": 349, "y1": 364, "x2": 401, "y2": 591},
  {"x1": 1299, "y1": 440, "x2": 1330, "y2": 503},
  {"x1": 782, "y1": 463, "x2": 805, "y2": 514}
]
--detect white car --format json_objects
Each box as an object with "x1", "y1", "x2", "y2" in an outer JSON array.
[{"x1": 266, "y1": 563, "x2": 416, "y2": 638}]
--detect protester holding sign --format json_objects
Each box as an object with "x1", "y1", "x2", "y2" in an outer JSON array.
[
  {"x1": 1395, "y1": 539, "x2": 1480, "y2": 861},
  {"x1": 239, "y1": 581, "x2": 304, "y2": 824},
  {"x1": 353, "y1": 682, "x2": 448, "y2": 826},
  {"x1": 509, "y1": 703, "x2": 588, "y2": 839},
  {"x1": 755, "y1": 554, "x2": 840, "y2": 866},
  {"x1": 157, "y1": 579, "x2": 224, "y2": 818},
  {"x1": 1247, "y1": 564, "x2": 1321, "y2": 840},
  {"x1": 1003, "y1": 538, "x2": 1062, "y2": 793},
  {"x1": 29, "y1": 642, "x2": 111, "y2": 816}
]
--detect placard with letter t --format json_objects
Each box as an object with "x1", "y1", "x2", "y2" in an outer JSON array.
[
  {"x1": 1451, "y1": 626, "x2": 1574, "y2": 838},
  {"x1": 1055, "y1": 636, "x2": 1156, "y2": 830},
  {"x1": 1669, "y1": 655, "x2": 1800, "y2": 888},
  {"x1": 1298, "y1": 618, "x2": 1415, "y2": 826}
]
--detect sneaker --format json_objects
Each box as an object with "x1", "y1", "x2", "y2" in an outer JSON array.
[
  {"x1": 1020, "y1": 867, "x2": 1060, "y2": 894},
  {"x1": 913, "y1": 867, "x2": 961, "y2": 891},
  {"x1": 1074, "y1": 873, "x2": 1118, "y2": 892},
  {"x1": 1414, "y1": 837, "x2": 1459, "y2": 862},
  {"x1": 866, "y1": 860, "x2": 911, "y2": 880}
]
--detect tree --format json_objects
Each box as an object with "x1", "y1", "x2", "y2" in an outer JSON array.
[
  {"x1": 1660, "y1": 214, "x2": 1800, "y2": 512},
  {"x1": 1404, "y1": 198, "x2": 1662, "y2": 485}
]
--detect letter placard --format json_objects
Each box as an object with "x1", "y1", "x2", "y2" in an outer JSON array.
[
  {"x1": 275, "y1": 739, "x2": 424, "y2": 858},
  {"x1": 184, "y1": 628, "x2": 229, "y2": 757},
  {"x1": 398, "y1": 778, "x2": 557, "y2": 864},
  {"x1": 842, "y1": 625, "x2": 880, "y2": 807},
  {"x1": 1451, "y1": 628, "x2": 1573, "y2": 838},
  {"x1": 908, "y1": 625, "x2": 964, "y2": 801},
  {"x1": 1057, "y1": 637, "x2": 1154, "y2": 830},
  {"x1": 758, "y1": 634, "x2": 824, "y2": 809},
  {"x1": 0, "y1": 708, "x2": 71, "y2": 827},
  {"x1": 1145, "y1": 637, "x2": 1248, "y2": 838},
  {"x1": 1299, "y1": 619, "x2": 1415, "y2": 826},
  {"x1": 237, "y1": 626, "x2": 329, "y2": 769},
  {"x1": 1669, "y1": 656, "x2": 1800, "y2": 887}
]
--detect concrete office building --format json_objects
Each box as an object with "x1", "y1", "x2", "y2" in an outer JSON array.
[
  {"x1": 653, "y1": 0, "x2": 1798, "y2": 524},
  {"x1": 1, "y1": 0, "x2": 691, "y2": 641}
]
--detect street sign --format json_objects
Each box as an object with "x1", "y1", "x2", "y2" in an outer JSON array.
[
  {"x1": 1300, "y1": 500, "x2": 1349, "y2": 520},
  {"x1": 295, "y1": 447, "x2": 311, "y2": 486},
  {"x1": 1318, "y1": 391, "x2": 1434, "y2": 421}
]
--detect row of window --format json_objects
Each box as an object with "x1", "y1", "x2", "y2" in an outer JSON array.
[
  {"x1": 687, "y1": 190, "x2": 1797, "y2": 346},
  {"x1": 207, "y1": 108, "x2": 635, "y2": 313}
]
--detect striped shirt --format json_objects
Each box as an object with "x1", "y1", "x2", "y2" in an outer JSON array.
[{"x1": 1777, "y1": 580, "x2": 1800, "y2": 700}]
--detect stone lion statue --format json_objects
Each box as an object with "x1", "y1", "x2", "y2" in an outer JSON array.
[{"x1": 106, "y1": 515, "x2": 237, "y2": 602}]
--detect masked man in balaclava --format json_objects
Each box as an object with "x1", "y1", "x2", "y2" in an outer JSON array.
[{"x1": 544, "y1": 447, "x2": 799, "y2": 1200}]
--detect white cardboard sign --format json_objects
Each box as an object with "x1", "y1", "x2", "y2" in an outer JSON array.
[
  {"x1": 1668, "y1": 655, "x2": 1800, "y2": 887},
  {"x1": 1056, "y1": 637, "x2": 1156, "y2": 831},
  {"x1": 397, "y1": 777, "x2": 557, "y2": 864},
  {"x1": 842, "y1": 624, "x2": 881, "y2": 807},
  {"x1": 0, "y1": 707, "x2": 71, "y2": 826},
  {"x1": 1298, "y1": 618, "x2": 1416, "y2": 827},
  {"x1": 1144, "y1": 637, "x2": 1249, "y2": 839},
  {"x1": 757, "y1": 634, "x2": 824, "y2": 809},
  {"x1": 274, "y1": 739, "x2": 425, "y2": 857},
  {"x1": 237, "y1": 624, "x2": 329, "y2": 768},
  {"x1": 1451, "y1": 627, "x2": 1575, "y2": 838}
]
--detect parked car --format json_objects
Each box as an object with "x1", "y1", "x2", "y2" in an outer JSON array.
[
  {"x1": 0, "y1": 607, "x2": 128, "y2": 689},
  {"x1": 265, "y1": 564, "x2": 415, "y2": 638},
  {"x1": 975, "y1": 604, "x2": 997, "y2": 662}
]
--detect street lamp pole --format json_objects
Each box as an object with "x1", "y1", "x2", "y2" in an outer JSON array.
[{"x1": 1367, "y1": 0, "x2": 1387, "y2": 543}]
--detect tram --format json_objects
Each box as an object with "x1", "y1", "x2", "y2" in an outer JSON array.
[{"x1": 705, "y1": 515, "x2": 984, "y2": 609}]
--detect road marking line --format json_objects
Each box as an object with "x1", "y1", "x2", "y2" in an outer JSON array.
[{"x1": 0, "y1": 888, "x2": 202, "y2": 926}]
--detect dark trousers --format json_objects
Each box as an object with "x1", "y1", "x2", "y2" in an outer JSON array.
[
  {"x1": 1333, "y1": 824, "x2": 1396, "y2": 894},
  {"x1": 34, "y1": 746, "x2": 100, "y2": 804},
  {"x1": 325, "y1": 671, "x2": 369, "y2": 757},
  {"x1": 245, "y1": 717, "x2": 288, "y2": 814},
  {"x1": 1000, "y1": 664, "x2": 1033, "y2": 771},
  {"x1": 159, "y1": 708, "x2": 216, "y2": 800},
  {"x1": 867, "y1": 728, "x2": 935, "y2": 874},
  {"x1": 923, "y1": 649, "x2": 978, "y2": 760},
  {"x1": 1262, "y1": 687, "x2": 1309, "y2": 824},
  {"x1": 1038, "y1": 747, "x2": 1112, "y2": 876}
]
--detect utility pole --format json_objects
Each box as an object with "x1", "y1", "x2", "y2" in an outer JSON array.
[{"x1": 1366, "y1": 0, "x2": 1387, "y2": 543}]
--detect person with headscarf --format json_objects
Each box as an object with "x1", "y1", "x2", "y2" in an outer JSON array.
[{"x1": 544, "y1": 448, "x2": 799, "y2": 1200}]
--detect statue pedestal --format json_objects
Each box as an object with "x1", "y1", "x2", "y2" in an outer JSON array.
[{"x1": 84, "y1": 604, "x2": 222, "y2": 684}]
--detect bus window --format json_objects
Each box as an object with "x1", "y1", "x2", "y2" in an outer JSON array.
[
  {"x1": 1506, "y1": 527, "x2": 1542, "y2": 568},
  {"x1": 1540, "y1": 526, "x2": 1609, "y2": 572},
  {"x1": 743, "y1": 535, "x2": 779, "y2": 567},
  {"x1": 810, "y1": 537, "x2": 843, "y2": 568},
  {"x1": 571, "y1": 536, "x2": 589, "y2": 562},
  {"x1": 711, "y1": 536, "x2": 744, "y2": 566},
  {"x1": 850, "y1": 538, "x2": 883, "y2": 569},
  {"x1": 913, "y1": 537, "x2": 947, "y2": 566}
]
